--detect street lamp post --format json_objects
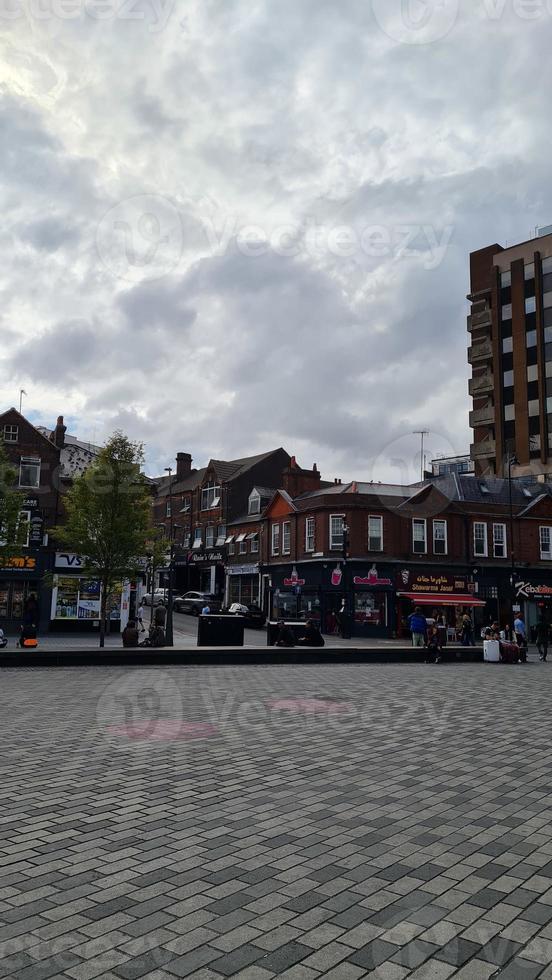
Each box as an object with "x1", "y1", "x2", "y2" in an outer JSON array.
[
  {"x1": 165, "y1": 467, "x2": 174, "y2": 647},
  {"x1": 342, "y1": 520, "x2": 351, "y2": 639},
  {"x1": 507, "y1": 453, "x2": 519, "y2": 634}
]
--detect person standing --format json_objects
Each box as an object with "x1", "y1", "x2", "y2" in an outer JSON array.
[
  {"x1": 535, "y1": 619, "x2": 549, "y2": 662},
  {"x1": 461, "y1": 613, "x2": 475, "y2": 647},
  {"x1": 514, "y1": 613, "x2": 527, "y2": 663},
  {"x1": 408, "y1": 606, "x2": 427, "y2": 648},
  {"x1": 137, "y1": 602, "x2": 146, "y2": 633}
]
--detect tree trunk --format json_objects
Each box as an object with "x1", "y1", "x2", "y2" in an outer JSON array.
[{"x1": 99, "y1": 579, "x2": 107, "y2": 648}]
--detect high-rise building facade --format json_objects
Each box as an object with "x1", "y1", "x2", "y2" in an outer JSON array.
[{"x1": 468, "y1": 229, "x2": 552, "y2": 477}]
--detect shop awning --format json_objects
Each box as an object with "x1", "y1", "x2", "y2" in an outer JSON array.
[{"x1": 398, "y1": 592, "x2": 486, "y2": 607}]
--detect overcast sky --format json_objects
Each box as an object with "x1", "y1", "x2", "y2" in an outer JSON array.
[{"x1": 2, "y1": 0, "x2": 551, "y2": 481}]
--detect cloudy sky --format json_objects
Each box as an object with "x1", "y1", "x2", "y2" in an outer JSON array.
[{"x1": 2, "y1": 0, "x2": 551, "y2": 481}]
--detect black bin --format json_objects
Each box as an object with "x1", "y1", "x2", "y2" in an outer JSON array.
[{"x1": 197, "y1": 615, "x2": 245, "y2": 647}]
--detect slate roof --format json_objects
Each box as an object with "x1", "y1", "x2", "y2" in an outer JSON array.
[
  {"x1": 210, "y1": 449, "x2": 285, "y2": 482},
  {"x1": 36, "y1": 425, "x2": 101, "y2": 478},
  {"x1": 418, "y1": 473, "x2": 552, "y2": 507}
]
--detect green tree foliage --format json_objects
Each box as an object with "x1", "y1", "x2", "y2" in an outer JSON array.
[
  {"x1": 53, "y1": 433, "x2": 153, "y2": 647},
  {"x1": 0, "y1": 441, "x2": 26, "y2": 563}
]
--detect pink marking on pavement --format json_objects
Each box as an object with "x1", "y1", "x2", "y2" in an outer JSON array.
[
  {"x1": 266, "y1": 698, "x2": 353, "y2": 715},
  {"x1": 105, "y1": 720, "x2": 218, "y2": 741}
]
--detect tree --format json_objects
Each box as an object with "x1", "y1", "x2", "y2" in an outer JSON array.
[
  {"x1": 53, "y1": 432, "x2": 153, "y2": 647},
  {"x1": 0, "y1": 441, "x2": 26, "y2": 564}
]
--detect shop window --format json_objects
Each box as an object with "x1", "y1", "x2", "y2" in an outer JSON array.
[
  {"x1": 493, "y1": 523, "x2": 507, "y2": 558},
  {"x1": 329, "y1": 515, "x2": 344, "y2": 550},
  {"x1": 19, "y1": 457, "x2": 40, "y2": 489},
  {"x1": 282, "y1": 522, "x2": 291, "y2": 555},
  {"x1": 412, "y1": 519, "x2": 427, "y2": 554},
  {"x1": 305, "y1": 517, "x2": 315, "y2": 553},
  {"x1": 0, "y1": 581, "x2": 33, "y2": 619},
  {"x1": 2, "y1": 425, "x2": 18, "y2": 443},
  {"x1": 474, "y1": 522, "x2": 488, "y2": 557},
  {"x1": 368, "y1": 515, "x2": 383, "y2": 552},
  {"x1": 355, "y1": 592, "x2": 386, "y2": 627},
  {"x1": 540, "y1": 526, "x2": 552, "y2": 560},
  {"x1": 433, "y1": 519, "x2": 447, "y2": 555},
  {"x1": 271, "y1": 524, "x2": 280, "y2": 556}
]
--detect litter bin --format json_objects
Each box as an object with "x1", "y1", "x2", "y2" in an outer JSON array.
[
  {"x1": 483, "y1": 639, "x2": 500, "y2": 663},
  {"x1": 197, "y1": 615, "x2": 244, "y2": 647}
]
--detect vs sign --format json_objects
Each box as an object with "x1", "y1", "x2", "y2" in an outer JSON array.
[{"x1": 55, "y1": 552, "x2": 85, "y2": 569}]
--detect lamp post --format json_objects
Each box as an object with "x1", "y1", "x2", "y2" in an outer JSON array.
[
  {"x1": 342, "y1": 520, "x2": 351, "y2": 639},
  {"x1": 165, "y1": 466, "x2": 174, "y2": 647},
  {"x1": 507, "y1": 452, "x2": 519, "y2": 633}
]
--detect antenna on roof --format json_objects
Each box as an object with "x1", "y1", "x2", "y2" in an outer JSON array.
[
  {"x1": 19, "y1": 389, "x2": 27, "y2": 414},
  {"x1": 413, "y1": 430, "x2": 429, "y2": 482}
]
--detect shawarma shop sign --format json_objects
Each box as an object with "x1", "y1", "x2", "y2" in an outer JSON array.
[{"x1": 516, "y1": 582, "x2": 552, "y2": 599}]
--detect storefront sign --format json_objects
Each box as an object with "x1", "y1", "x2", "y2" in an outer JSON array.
[
  {"x1": 55, "y1": 552, "x2": 86, "y2": 570},
  {"x1": 0, "y1": 556, "x2": 37, "y2": 571},
  {"x1": 189, "y1": 549, "x2": 225, "y2": 564},
  {"x1": 29, "y1": 516, "x2": 43, "y2": 546},
  {"x1": 516, "y1": 581, "x2": 552, "y2": 599},
  {"x1": 353, "y1": 565, "x2": 392, "y2": 587},
  {"x1": 23, "y1": 497, "x2": 39, "y2": 509},
  {"x1": 227, "y1": 564, "x2": 260, "y2": 576},
  {"x1": 398, "y1": 570, "x2": 472, "y2": 595},
  {"x1": 283, "y1": 566, "x2": 306, "y2": 587}
]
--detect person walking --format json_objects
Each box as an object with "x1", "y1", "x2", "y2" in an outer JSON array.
[
  {"x1": 408, "y1": 606, "x2": 427, "y2": 648},
  {"x1": 535, "y1": 619, "x2": 549, "y2": 662},
  {"x1": 461, "y1": 613, "x2": 475, "y2": 647},
  {"x1": 514, "y1": 613, "x2": 528, "y2": 663},
  {"x1": 136, "y1": 602, "x2": 146, "y2": 633}
]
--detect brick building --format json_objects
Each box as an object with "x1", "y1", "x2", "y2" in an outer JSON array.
[{"x1": 468, "y1": 227, "x2": 552, "y2": 478}]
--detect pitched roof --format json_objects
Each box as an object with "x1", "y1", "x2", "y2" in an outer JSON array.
[
  {"x1": 209, "y1": 449, "x2": 286, "y2": 483},
  {"x1": 154, "y1": 467, "x2": 207, "y2": 497},
  {"x1": 1, "y1": 408, "x2": 61, "y2": 451}
]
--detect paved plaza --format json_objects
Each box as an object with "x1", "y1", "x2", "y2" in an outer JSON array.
[{"x1": 1, "y1": 662, "x2": 552, "y2": 979}]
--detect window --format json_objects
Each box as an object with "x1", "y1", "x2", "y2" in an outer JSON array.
[
  {"x1": 545, "y1": 292, "x2": 552, "y2": 310},
  {"x1": 502, "y1": 303, "x2": 512, "y2": 320},
  {"x1": 181, "y1": 497, "x2": 190, "y2": 513},
  {"x1": 193, "y1": 527, "x2": 202, "y2": 549},
  {"x1": 540, "y1": 526, "x2": 552, "y2": 560},
  {"x1": 216, "y1": 525, "x2": 226, "y2": 546},
  {"x1": 412, "y1": 519, "x2": 427, "y2": 554},
  {"x1": 206, "y1": 526, "x2": 215, "y2": 548},
  {"x1": 543, "y1": 257, "x2": 552, "y2": 275},
  {"x1": 305, "y1": 517, "x2": 315, "y2": 553},
  {"x1": 166, "y1": 500, "x2": 171, "y2": 518},
  {"x1": 239, "y1": 537, "x2": 247, "y2": 554},
  {"x1": 526, "y1": 296, "x2": 537, "y2": 315},
  {"x1": 329, "y1": 515, "x2": 344, "y2": 550},
  {"x1": 19, "y1": 457, "x2": 40, "y2": 489},
  {"x1": 503, "y1": 370, "x2": 514, "y2": 387},
  {"x1": 228, "y1": 540, "x2": 235, "y2": 555},
  {"x1": 183, "y1": 533, "x2": 191, "y2": 549},
  {"x1": 249, "y1": 533, "x2": 259, "y2": 554},
  {"x1": 248, "y1": 490, "x2": 261, "y2": 515},
  {"x1": 501, "y1": 270, "x2": 511, "y2": 288},
  {"x1": 525, "y1": 262, "x2": 535, "y2": 281},
  {"x1": 368, "y1": 515, "x2": 383, "y2": 552},
  {"x1": 504, "y1": 404, "x2": 515, "y2": 422},
  {"x1": 271, "y1": 524, "x2": 280, "y2": 556},
  {"x1": 526, "y1": 330, "x2": 537, "y2": 348},
  {"x1": 527, "y1": 364, "x2": 539, "y2": 382},
  {"x1": 493, "y1": 523, "x2": 507, "y2": 558},
  {"x1": 282, "y1": 522, "x2": 291, "y2": 555},
  {"x1": 502, "y1": 337, "x2": 513, "y2": 354},
  {"x1": 474, "y1": 522, "x2": 488, "y2": 557},
  {"x1": 433, "y1": 520, "x2": 447, "y2": 556},
  {"x1": 18, "y1": 511, "x2": 31, "y2": 548},
  {"x1": 529, "y1": 400, "x2": 540, "y2": 417},
  {"x1": 201, "y1": 483, "x2": 221, "y2": 510},
  {"x1": 2, "y1": 425, "x2": 18, "y2": 443}
]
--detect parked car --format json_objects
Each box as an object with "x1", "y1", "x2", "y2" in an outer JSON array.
[
  {"x1": 173, "y1": 592, "x2": 221, "y2": 616},
  {"x1": 224, "y1": 603, "x2": 267, "y2": 630},
  {"x1": 142, "y1": 589, "x2": 169, "y2": 606}
]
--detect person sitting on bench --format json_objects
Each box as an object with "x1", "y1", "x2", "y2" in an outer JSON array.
[{"x1": 297, "y1": 620, "x2": 325, "y2": 648}]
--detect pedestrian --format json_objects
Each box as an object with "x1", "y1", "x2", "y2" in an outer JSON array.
[
  {"x1": 297, "y1": 620, "x2": 325, "y2": 648},
  {"x1": 461, "y1": 612, "x2": 475, "y2": 647},
  {"x1": 201, "y1": 602, "x2": 211, "y2": 615},
  {"x1": 408, "y1": 606, "x2": 427, "y2": 648},
  {"x1": 122, "y1": 620, "x2": 139, "y2": 648},
  {"x1": 275, "y1": 619, "x2": 295, "y2": 648},
  {"x1": 137, "y1": 602, "x2": 146, "y2": 633},
  {"x1": 514, "y1": 613, "x2": 527, "y2": 663},
  {"x1": 0, "y1": 627, "x2": 7, "y2": 649},
  {"x1": 337, "y1": 599, "x2": 351, "y2": 639},
  {"x1": 535, "y1": 620, "x2": 549, "y2": 662},
  {"x1": 425, "y1": 625, "x2": 443, "y2": 664}
]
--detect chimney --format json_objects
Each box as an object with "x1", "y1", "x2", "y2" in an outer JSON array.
[
  {"x1": 176, "y1": 452, "x2": 192, "y2": 481},
  {"x1": 53, "y1": 415, "x2": 66, "y2": 449}
]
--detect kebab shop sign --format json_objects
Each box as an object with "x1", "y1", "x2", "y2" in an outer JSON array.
[{"x1": 398, "y1": 570, "x2": 472, "y2": 595}]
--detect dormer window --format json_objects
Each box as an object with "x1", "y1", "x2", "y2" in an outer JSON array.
[{"x1": 248, "y1": 490, "x2": 261, "y2": 515}]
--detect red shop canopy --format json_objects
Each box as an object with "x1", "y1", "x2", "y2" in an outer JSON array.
[{"x1": 398, "y1": 592, "x2": 487, "y2": 607}]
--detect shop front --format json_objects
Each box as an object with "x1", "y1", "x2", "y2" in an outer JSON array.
[
  {"x1": 396, "y1": 568, "x2": 486, "y2": 639},
  {"x1": 50, "y1": 553, "x2": 130, "y2": 633},
  {"x1": 226, "y1": 564, "x2": 260, "y2": 606},
  {"x1": 187, "y1": 548, "x2": 226, "y2": 598},
  {"x1": 0, "y1": 551, "x2": 45, "y2": 635},
  {"x1": 514, "y1": 575, "x2": 552, "y2": 638}
]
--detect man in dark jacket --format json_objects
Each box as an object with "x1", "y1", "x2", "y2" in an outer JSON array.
[
  {"x1": 275, "y1": 620, "x2": 295, "y2": 647},
  {"x1": 408, "y1": 607, "x2": 427, "y2": 647},
  {"x1": 122, "y1": 621, "x2": 139, "y2": 648},
  {"x1": 297, "y1": 621, "x2": 325, "y2": 648},
  {"x1": 536, "y1": 619, "x2": 549, "y2": 662}
]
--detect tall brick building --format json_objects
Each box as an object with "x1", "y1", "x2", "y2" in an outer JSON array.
[{"x1": 468, "y1": 227, "x2": 552, "y2": 478}]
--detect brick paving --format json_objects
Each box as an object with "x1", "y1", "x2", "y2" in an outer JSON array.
[{"x1": 1, "y1": 662, "x2": 552, "y2": 978}]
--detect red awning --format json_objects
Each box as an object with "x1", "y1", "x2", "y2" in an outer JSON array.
[{"x1": 398, "y1": 592, "x2": 487, "y2": 607}]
